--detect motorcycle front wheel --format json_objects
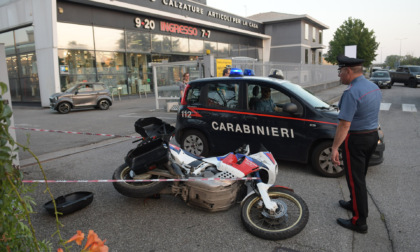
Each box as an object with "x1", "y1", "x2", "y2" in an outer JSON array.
[
  {"x1": 112, "y1": 163, "x2": 169, "y2": 198},
  {"x1": 241, "y1": 187, "x2": 309, "y2": 240}
]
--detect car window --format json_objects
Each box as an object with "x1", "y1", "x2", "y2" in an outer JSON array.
[
  {"x1": 409, "y1": 67, "x2": 420, "y2": 72},
  {"x1": 372, "y1": 72, "x2": 389, "y2": 77},
  {"x1": 247, "y1": 83, "x2": 291, "y2": 113},
  {"x1": 207, "y1": 82, "x2": 239, "y2": 109},
  {"x1": 185, "y1": 85, "x2": 202, "y2": 105},
  {"x1": 94, "y1": 84, "x2": 105, "y2": 91},
  {"x1": 78, "y1": 84, "x2": 93, "y2": 92}
]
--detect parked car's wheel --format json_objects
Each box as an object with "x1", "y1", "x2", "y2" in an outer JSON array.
[
  {"x1": 311, "y1": 141, "x2": 345, "y2": 178},
  {"x1": 57, "y1": 102, "x2": 71, "y2": 114},
  {"x1": 388, "y1": 84, "x2": 392, "y2": 89},
  {"x1": 180, "y1": 130, "x2": 209, "y2": 157},
  {"x1": 97, "y1": 99, "x2": 111, "y2": 110}
]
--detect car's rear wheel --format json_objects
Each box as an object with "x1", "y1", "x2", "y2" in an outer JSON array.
[
  {"x1": 57, "y1": 102, "x2": 71, "y2": 114},
  {"x1": 97, "y1": 99, "x2": 111, "y2": 110},
  {"x1": 311, "y1": 141, "x2": 345, "y2": 178},
  {"x1": 180, "y1": 130, "x2": 209, "y2": 157}
]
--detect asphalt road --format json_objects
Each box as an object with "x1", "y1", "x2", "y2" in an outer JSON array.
[{"x1": 10, "y1": 83, "x2": 419, "y2": 251}]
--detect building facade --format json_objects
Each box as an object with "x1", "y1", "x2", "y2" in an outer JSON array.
[
  {"x1": 249, "y1": 12, "x2": 328, "y2": 64},
  {"x1": 0, "y1": 0, "x2": 327, "y2": 107}
]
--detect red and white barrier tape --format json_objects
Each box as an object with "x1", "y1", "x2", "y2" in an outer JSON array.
[
  {"x1": 22, "y1": 177, "x2": 259, "y2": 183},
  {"x1": 11, "y1": 127, "x2": 142, "y2": 139}
]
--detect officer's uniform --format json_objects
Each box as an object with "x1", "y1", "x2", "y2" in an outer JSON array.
[{"x1": 337, "y1": 57, "x2": 382, "y2": 226}]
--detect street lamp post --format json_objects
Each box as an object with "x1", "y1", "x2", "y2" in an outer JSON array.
[{"x1": 396, "y1": 38, "x2": 407, "y2": 66}]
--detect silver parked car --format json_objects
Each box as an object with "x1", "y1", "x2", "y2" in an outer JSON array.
[
  {"x1": 370, "y1": 71, "x2": 392, "y2": 89},
  {"x1": 50, "y1": 82, "x2": 112, "y2": 114}
]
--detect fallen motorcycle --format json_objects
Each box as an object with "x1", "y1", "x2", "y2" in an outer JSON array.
[{"x1": 112, "y1": 117, "x2": 309, "y2": 240}]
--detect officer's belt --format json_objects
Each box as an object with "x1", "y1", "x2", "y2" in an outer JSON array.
[{"x1": 349, "y1": 129, "x2": 378, "y2": 134}]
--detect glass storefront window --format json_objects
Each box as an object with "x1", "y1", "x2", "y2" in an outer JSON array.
[
  {"x1": 238, "y1": 44, "x2": 248, "y2": 57},
  {"x1": 58, "y1": 49, "x2": 96, "y2": 91},
  {"x1": 20, "y1": 77, "x2": 40, "y2": 102},
  {"x1": 96, "y1": 51, "x2": 127, "y2": 92},
  {"x1": 6, "y1": 56, "x2": 18, "y2": 78},
  {"x1": 204, "y1": 41, "x2": 217, "y2": 56},
  {"x1": 126, "y1": 30, "x2": 151, "y2": 53},
  {"x1": 230, "y1": 44, "x2": 240, "y2": 57},
  {"x1": 94, "y1": 27, "x2": 125, "y2": 52},
  {"x1": 247, "y1": 46, "x2": 258, "y2": 59},
  {"x1": 171, "y1": 37, "x2": 189, "y2": 53},
  {"x1": 189, "y1": 39, "x2": 203, "y2": 54},
  {"x1": 218, "y1": 42, "x2": 229, "y2": 57},
  {"x1": 15, "y1": 26, "x2": 35, "y2": 54},
  {"x1": 0, "y1": 31, "x2": 16, "y2": 56},
  {"x1": 126, "y1": 53, "x2": 149, "y2": 94},
  {"x1": 152, "y1": 34, "x2": 171, "y2": 53},
  {"x1": 19, "y1": 53, "x2": 37, "y2": 77},
  {"x1": 57, "y1": 23, "x2": 94, "y2": 50}
]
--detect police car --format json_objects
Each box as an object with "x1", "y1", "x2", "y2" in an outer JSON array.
[{"x1": 175, "y1": 68, "x2": 385, "y2": 177}]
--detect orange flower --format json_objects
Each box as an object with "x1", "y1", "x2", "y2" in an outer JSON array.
[
  {"x1": 84, "y1": 230, "x2": 100, "y2": 249},
  {"x1": 57, "y1": 249, "x2": 64, "y2": 252},
  {"x1": 89, "y1": 239, "x2": 109, "y2": 252},
  {"x1": 65, "y1": 230, "x2": 85, "y2": 245}
]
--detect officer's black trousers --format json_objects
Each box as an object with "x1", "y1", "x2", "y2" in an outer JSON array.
[{"x1": 341, "y1": 131, "x2": 379, "y2": 225}]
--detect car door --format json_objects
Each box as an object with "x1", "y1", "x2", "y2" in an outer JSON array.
[
  {"x1": 202, "y1": 80, "x2": 243, "y2": 153},
  {"x1": 72, "y1": 84, "x2": 96, "y2": 107},
  {"x1": 243, "y1": 81, "x2": 307, "y2": 161}
]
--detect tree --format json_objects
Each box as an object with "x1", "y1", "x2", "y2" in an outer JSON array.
[
  {"x1": 384, "y1": 54, "x2": 420, "y2": 69},
  {"x1": 325, "y1": 18, "x2": 379, "y2": 67},
  {"x1": 384, "y1": 55, "x2": 400, "y2": 69}
]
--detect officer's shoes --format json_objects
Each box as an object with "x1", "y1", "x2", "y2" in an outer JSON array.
[
  {"x1": 339, "y1": 200, "x2": 353, "y2": 211},
  {"x1": 337, "y1": 218, "x2": 368, "y2": 233}
]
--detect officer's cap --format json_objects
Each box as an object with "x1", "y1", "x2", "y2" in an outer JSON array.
[{"x1": 337, "y1": 55, "x2": 364, "y2": 68}]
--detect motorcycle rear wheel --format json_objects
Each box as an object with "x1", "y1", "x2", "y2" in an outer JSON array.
[
  {"x1": 241, "y1": 187, "x2": 309, "y2": 240},
  {"x1": 112, "y1": 163, "x2": 169, "y2": 198}
]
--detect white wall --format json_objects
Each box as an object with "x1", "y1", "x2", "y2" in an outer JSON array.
[
  {"x1": 1, "y1": 0, "x2": 59, "y2": 107},
  {"x1": 33, "y1": 0, "x2": 59, "y2": 107}
]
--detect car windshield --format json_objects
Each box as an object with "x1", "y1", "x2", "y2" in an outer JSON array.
[
  {"x1": 409, "y1": 67, "x2": 420, "y2": 72},
  {"x1": 372, "y1": 71, "x2": 390, "y2": 77},
  {"x1": 281, "y1": 81, "x2": 331, "y2": 109}
]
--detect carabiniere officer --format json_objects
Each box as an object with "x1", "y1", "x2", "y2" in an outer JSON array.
[{"x1": 331, "y1": 55, "x2": 382, "y2": 233}]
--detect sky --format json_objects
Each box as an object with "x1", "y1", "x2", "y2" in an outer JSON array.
[{"x1": 206, "y1": 0, "x2": 420, "y2": 63}]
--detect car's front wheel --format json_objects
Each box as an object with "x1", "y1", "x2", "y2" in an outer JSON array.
[
  {"x1": 180, "y1": 130, "x2": 209, "y2": 157},
  {"x1": 97, "y1": 99, "x2": 111, "y2": 110},
  {"x1": 57, "y1": 102, "x2": 71, "y2": 114},
  {"x1": 311, "y1": 141, "x2": 345, "y2": 178}
]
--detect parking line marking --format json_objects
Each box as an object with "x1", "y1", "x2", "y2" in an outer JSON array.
[
  {"x1": 402, "y1": 104, "x2": 417, "y2": 112},
  {"x1": 380, "y1": 103, "x2": 391, "y2": 111}
]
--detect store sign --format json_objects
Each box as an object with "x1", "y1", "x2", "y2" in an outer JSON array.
[
  {"x1": 134, "y1": 16, "x2": 211, "y2": 38},
  {"x1": 160, "y1": 21, "x2": 197, "y2": 36},
  {"x1": 135, "y1": 17, "x2": 156, "y2": 30},
  {"x1": 160, "y1": 21, "x2": 211, "y2": 38},
  {"x1": 151, "y1": 0, "x2": 260, "y2": 30}
]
